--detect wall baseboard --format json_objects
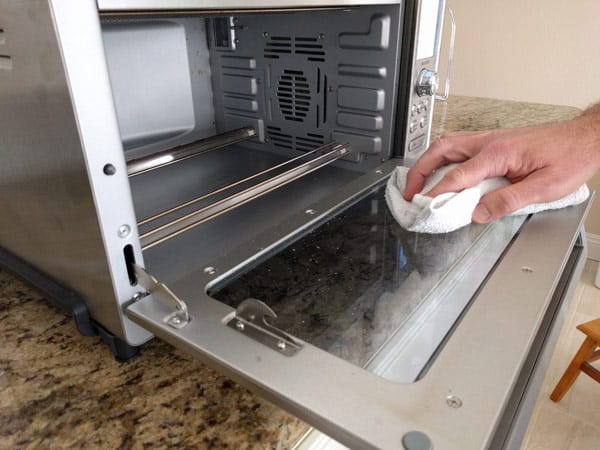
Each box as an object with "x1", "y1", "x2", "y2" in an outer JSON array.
[{"x1": 587, "y1": 233, "x2": 600, "y2": 261}]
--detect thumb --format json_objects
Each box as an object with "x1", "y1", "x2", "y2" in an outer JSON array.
[{"x1": 473, "y1": 180, "x2": 543, "y2": 223}]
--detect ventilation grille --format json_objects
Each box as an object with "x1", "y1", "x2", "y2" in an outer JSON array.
[
  {"x1": 295, "y1": 37, "x2": 325, "y2": 62},
  {"x1": 264, "y1": 36, "x2": 292, "y2": 58},
  {"x1": 267, "y1": 126, "x2": 293, "y2": 149},
  {"x1": 267, "y1": 126, "x2": 324, "y2": 152},
  {"x1": 264, "y1": 36, "x2": 325, "y2": 62},
  {"x1": 296, "y1": 133, "x2": 325, "y2": 151},
  {"x1": 277, "y1": 70, "x2": 311, "y2": 122}
]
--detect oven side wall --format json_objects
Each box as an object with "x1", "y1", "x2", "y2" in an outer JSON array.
[{"x1": 0, "y1": 0, "x2": 150, "y2": 344}]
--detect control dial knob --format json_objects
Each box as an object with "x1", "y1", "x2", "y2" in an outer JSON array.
[{"x1": 416, "y1": 69, "x2": 439, "y2": 97}]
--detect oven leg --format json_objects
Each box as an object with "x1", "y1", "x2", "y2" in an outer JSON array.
[
  {"x1": 0, "y1": 245, "x2": 139, "y2": 362},
  {"x1": 93, "y1": 320, "x2": 140, "y2": 362}
]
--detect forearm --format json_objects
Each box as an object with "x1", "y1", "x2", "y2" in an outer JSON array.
[{"x1": 569, "y1": 102, "x2": 600, "y2": 169}]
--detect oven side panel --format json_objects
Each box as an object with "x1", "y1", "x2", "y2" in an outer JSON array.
[{"x1": 0, "y1": 0, "x2": 149, "y2": 344}]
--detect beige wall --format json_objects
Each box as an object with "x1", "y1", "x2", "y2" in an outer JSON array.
[
  {"x1": 441, "y1": 0, "x2": 600, "y2": 234},
  {"x1": 445, "y1": 0, "x2": 600, "y2": 109}
]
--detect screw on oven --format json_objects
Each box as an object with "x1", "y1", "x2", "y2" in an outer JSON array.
[
  {"x1": 117, "y1": 224, "x2": 131, "y2": 238},
  {"x1": 446, "y1": 394, "x2": 463, "y2": 408}
]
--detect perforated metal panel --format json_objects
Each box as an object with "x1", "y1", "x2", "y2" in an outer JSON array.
[{"x1": 208, "y1": 5, "x2": 403, "y2": 171}]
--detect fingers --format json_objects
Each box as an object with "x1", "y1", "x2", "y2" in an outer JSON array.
[
  {"x1": 403, "y1": 161, "x2": 439, "y2": 201},
  {"x1": 472, "y1": 174, "x2": 549, "y2": 223},
  {"x1": 403, "y1": 141, "x2": 455, "y2": 200},
  {"x1": 425, "y1": 151, "x2": 501, "y2": 197},
  {"x1": 403, "y1": 131, "x2": 492, "y2": 200}
]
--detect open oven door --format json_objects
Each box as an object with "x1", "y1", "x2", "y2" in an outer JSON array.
[{"x1": 124, "y1": 164, "x2": 592, "y2": 450}]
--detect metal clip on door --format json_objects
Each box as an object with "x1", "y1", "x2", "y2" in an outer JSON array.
[
  {"x1": 435, "y1": 4, "x2": 456, "y2": 102},
  {"x1": 226, "y1": 298, "x2": 302, "y2": 356}
]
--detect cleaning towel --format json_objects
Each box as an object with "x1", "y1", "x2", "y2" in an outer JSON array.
[{"x1": 385, "y1": 164, "x2": 590, "y2": 233}]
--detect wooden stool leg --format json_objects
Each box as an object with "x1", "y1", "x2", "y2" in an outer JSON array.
[{"x1": 550, "y1": 337, "x2": 598, "y2": 402}]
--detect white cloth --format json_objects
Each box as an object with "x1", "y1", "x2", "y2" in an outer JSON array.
[{"x1": 385, "y1": 164, "x2": 590, "y2": 234}]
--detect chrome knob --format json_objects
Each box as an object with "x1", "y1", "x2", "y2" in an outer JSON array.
[{"x1": 416, "y1": 69, "x2": 439, "y2": 97}]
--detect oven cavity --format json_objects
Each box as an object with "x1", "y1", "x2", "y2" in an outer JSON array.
[{"x1": 99, "y1": 6, "x2": 403, "y2": 273}]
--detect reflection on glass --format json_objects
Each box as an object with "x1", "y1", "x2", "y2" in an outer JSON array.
[
  {"x1": 417, "y1": 0, "x2": 442, "y2": 59},
  {"x1": 211, "y1": 185, "x2": 506, "y2": 370}
]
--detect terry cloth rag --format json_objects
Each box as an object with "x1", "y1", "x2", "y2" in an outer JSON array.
[{"x1": 385, "y1": 164, "x2": 590, "y2": 233}]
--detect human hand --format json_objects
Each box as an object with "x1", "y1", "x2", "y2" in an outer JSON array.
[{"x1": 403, "y1": 112, "x2": 600, "y2": 224}]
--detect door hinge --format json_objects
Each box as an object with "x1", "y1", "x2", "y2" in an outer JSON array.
[
  {"x1": 132, "y1": 264, "x2": 189, "y2": 329},
  {"x1": 226, "y1": 298, "x2": 302, "y2": 356}
]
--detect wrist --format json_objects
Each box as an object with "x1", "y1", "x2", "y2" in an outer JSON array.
[{"x1": 574, "y1": 104, "x2": 600, "y2": 169}]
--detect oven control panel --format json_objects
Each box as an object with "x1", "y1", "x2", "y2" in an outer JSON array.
[
  {"x1": 407, "y1": 84, "x2": 433, "y2": 152},
  {"x1": 404, "y1": 0, "x2": 445, "y2": 158}
]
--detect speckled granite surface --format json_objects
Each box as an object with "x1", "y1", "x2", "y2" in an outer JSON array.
[
  {"x1": 0, "y1": 268, "x2": 305, "y2": 449},
  {"x1": 430, "y1": 95, "x2": 580, "y2": 140},
  {"x1": 0, "y1": 96, "x2": 582, "y2": 450}
]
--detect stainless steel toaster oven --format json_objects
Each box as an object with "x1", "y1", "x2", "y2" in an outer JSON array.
[{"x1": 0, "y1": 1, "x2": 592, "y2": 449}]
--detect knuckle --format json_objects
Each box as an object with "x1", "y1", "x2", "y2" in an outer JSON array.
[
  {"x1": 495, "y1": 189, "x2": 522, "y2": 215},
  {"x1": 430, "y1": 137, "x2": 446, "y2": 152},
  {"x1": 444, "y1": 166, "x2": 468, "y2": 185},
  {"x1": 485, "y1": 139, "x2": 509, "y2": 157},
  {"x1": 435, "y1": 133, "x2": 456, "y2": 149}
]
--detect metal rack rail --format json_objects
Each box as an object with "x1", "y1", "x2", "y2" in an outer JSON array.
[
  {"x1": 139, "y1": 141, "x2": 349, "y2": 250},
  {"x1": 127, "y1": 127, "x2": 256, "y2": 177}
]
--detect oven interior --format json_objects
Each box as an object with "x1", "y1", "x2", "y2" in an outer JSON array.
[{"x1": 100, "y1": 5, "x2": 406, "y2": 283}]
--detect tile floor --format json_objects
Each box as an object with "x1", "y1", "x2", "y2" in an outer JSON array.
[{"x1": 521, "y1": 260, "x2": 600, "y2": 450}]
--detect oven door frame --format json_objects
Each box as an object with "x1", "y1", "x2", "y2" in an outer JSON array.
[{"x1": 125, "y1": 159, "x2": 592, "y2": 450}]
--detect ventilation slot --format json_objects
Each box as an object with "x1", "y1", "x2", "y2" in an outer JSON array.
[
  {"x1": 267, "y1": 127, "x2": 324, "y2": 153},
  {"x1": 263, "y1": 35, "x2": 325, "y2": 62},
  {"x1": 277, "y1": 70, "x2": 311, "y2": 123},
  {"x1": 267, "y1": 126, "x2": 293, "y2": 150},
  {"x1": 264, "y1": 36, "x2": 292, "y2": 59},
  {"x1": 296, "y1": 134, "x2": 324, "y2": 151},
  {"x1": 295, "y1": 37, "x2": 325, "y2": 62}
]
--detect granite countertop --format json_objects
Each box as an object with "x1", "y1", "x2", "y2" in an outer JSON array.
[{"x1": 0, "y1": 96, "x2": 581, "y2": 449}]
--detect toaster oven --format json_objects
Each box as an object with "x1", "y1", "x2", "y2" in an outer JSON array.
[{"x1": 0, "y1": 1, "x2": 592, "y2": 449}]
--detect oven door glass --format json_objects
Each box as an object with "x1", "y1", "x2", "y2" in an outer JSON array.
[{"x1": 209, "y1": 182, "x2": 525, "y2": 382}]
